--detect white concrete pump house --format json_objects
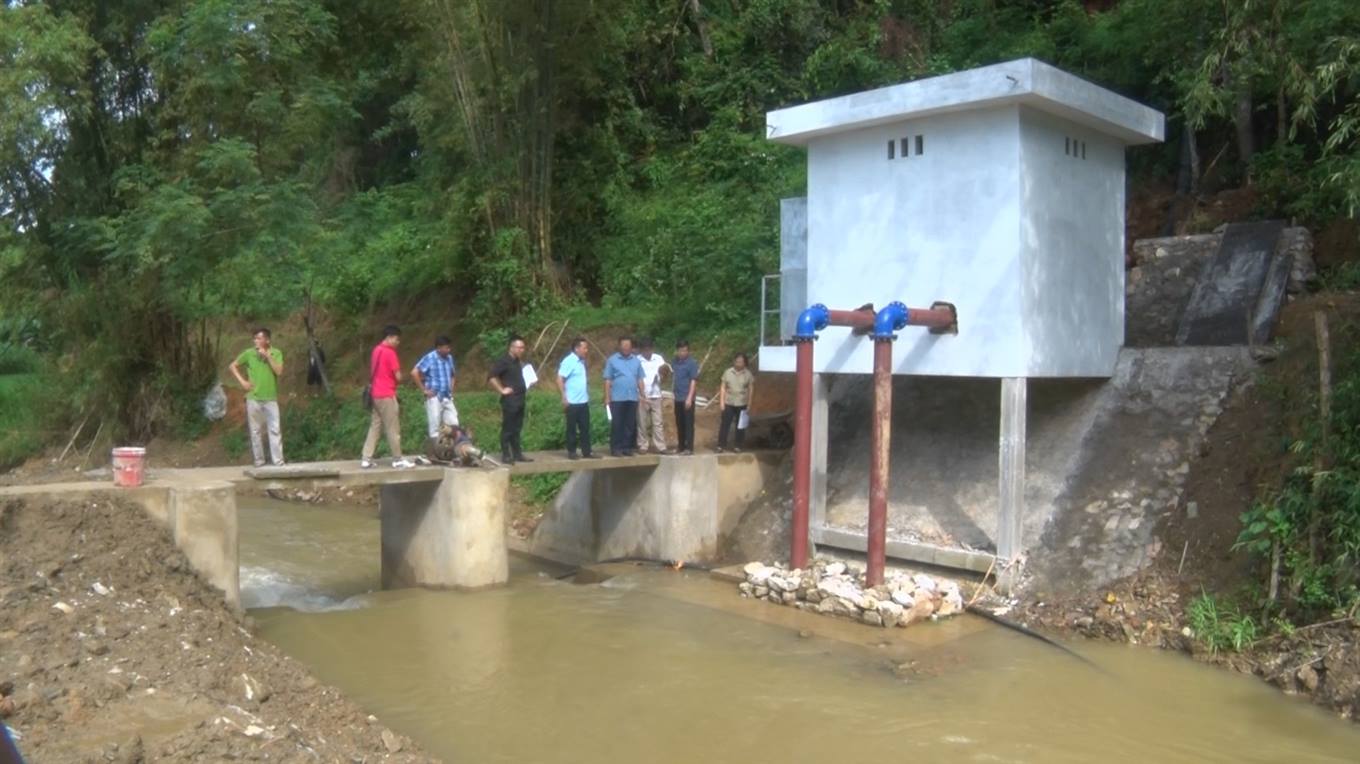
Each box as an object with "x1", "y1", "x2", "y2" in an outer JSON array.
[
  {"x1": 761, "y1": 59, "x2": 1165, "y2": 579},
  {"x1": 762, "y1": 57, "x2": 1165, "y2": 379}
]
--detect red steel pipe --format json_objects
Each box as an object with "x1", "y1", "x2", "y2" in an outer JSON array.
[
  {"x1": 791, "y1": 340, "x2": 814, "y2": 570},
  {"x1": 867, "y1": 338, "x2": 893, "y2": 586},
  {"x1": 905, "y1": 305, "x2": 956, "y2": 332},
  {"x1": 790, "y1": 302, "x2": 955, "y2": 575},
  {"x1": 825, "y1": 309, "x2": 876, "y2": 331}
]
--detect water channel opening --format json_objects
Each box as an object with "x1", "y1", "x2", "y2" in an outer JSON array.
[{"x1": 238, "y1": 495, "x2": 1360, "y2": 763}]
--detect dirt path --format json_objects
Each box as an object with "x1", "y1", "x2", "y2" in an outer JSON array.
[{"x1": 0, "y1": 495, "x2": 438, "y2": 762}]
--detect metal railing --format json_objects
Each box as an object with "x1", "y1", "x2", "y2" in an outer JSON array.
[{"x1": 759, "y1": 273, "x2": 781, "y2": 347}]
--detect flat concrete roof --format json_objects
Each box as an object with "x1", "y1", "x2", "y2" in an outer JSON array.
[{"x1": 766, "y1": 58, "x2": 1164, "y2": 146}]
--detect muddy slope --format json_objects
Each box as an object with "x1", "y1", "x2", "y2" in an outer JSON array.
[{"x1": 0, "y1": 496, "x2": 437, "y2": 762}]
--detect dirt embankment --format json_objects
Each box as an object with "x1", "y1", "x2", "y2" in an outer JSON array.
[
  {"x1": 0, "y1": 496, "x2": 437, "y2": 762},
  {"x1": 1010, "y1": 293, "x2": 1360, "y2": 722}
]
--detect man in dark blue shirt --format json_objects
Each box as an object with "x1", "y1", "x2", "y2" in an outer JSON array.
[{"x1": 671, "y1": 340, "x2": 700, "y2": 454}]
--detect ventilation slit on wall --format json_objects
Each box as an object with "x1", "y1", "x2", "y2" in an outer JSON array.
[
  {"x1": 915, "y1": 135, "x2": 924, "y2": 155},
  {"x1": 1080, "y1": 141, "x2": 1087, "y2": 160},
  {"x1": 1065, "y1": 137, "x2": 1071, "y2": 156},
  {"x1": 887, "y1": 140, "x2": 895, "y2": 160},
  {"x1": 899, "y1": 137, "x2": 909, "y2": 158}
]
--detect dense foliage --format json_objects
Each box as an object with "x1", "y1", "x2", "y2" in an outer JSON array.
[
  {"x1": 1236, "y1": 317, "x2": 1360, "y2": 617},
  {"x1": 2, "y1": 0, "x2": 1360, "y2": 444}
]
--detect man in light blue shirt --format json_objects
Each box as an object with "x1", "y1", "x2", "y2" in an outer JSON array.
[
  {"x1": 602, "y1": 336, "x2": 645, "y2": 456},
  {"x1": 556, "y1": 337, "x2": 597, "y2": 460}
]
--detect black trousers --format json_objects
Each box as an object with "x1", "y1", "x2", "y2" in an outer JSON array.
[
  {"x1": 673, "y1": 401, "x2": 695, "y2": 452},
  {"x1": 564, "y1": 403, "x2": 592, "y2": 455},
  {"x1": 718, "y1": 404, "x2": 746, "y2": 449},
  {"x1": 500, "y1": 394, "x2": 525, "y2": 457},
  {"x1": 609, "y1": 400, "x2": 637, "y2": 454}
]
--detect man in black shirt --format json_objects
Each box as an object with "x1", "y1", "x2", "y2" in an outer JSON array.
[{"x1": 487, "y1": 335, "x2": 531, "y2": 463}]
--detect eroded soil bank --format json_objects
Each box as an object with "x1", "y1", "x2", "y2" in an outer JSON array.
[{"x1": 0, "y1": 495, "x2": 435, "y2": 762}]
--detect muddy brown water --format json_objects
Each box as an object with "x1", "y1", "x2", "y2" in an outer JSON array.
[{"x1": 239, "y1": 497, "x2": 1360, "y2": 763}]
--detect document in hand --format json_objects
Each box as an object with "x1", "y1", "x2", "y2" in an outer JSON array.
[
  {"x1": 738, "y1": 410, "x2": 750, "y2": 430},
  {"x1": 521, "y1": 364, "x2": 538, "y2": 388}
]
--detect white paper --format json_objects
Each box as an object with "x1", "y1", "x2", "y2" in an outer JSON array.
[
  {"x1": 521, "y1": 364, "x2": 538, "y2": 388},
  {"x1": 738, "y1": 410, "x2": 750, "y2": 430},
  {"x1": 605, "y1": 403, "x2": 612, "y2": 421}
]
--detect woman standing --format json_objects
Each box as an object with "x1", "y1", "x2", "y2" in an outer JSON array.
[{"x1": 717, "y1": 353, "x2": 755, "y2": 452}]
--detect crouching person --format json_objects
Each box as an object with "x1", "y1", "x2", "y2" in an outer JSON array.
[{"x1": 426, "y1": 423, "x2": 484, "y2": 467}]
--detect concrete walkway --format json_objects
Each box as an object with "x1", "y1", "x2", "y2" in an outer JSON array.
[{"x1": 0, "y1": 450, "x2": 675, "y2": 496}]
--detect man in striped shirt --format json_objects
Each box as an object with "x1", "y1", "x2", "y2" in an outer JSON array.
[{"x1": 412, "y1": 335, "x2": 459, "y2": 440}]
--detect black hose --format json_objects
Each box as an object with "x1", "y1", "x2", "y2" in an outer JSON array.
[
  {"x1": 553, "y1": 556, "x2": 715, "y2": 580},
  {"x1": 966, "y1": 604, "x2": 1107, "y2": 672}
]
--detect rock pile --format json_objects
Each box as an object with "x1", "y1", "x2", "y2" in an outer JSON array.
[{"x1": 737, "y1": 560, "x2": 965, "y2": 628}]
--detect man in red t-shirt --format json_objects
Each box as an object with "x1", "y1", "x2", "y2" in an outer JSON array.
[{"x1": 362, "y1": 325, "x2": 414, "y2": 468}]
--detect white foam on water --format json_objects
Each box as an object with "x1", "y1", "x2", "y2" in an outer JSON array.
[{"x1": 240, "y1": 565, "x2": 368, "y2": 612}]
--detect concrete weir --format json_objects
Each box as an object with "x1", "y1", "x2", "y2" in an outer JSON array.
[{"x1": 0, "y1": 453, "x2": 776, "y2": 606}]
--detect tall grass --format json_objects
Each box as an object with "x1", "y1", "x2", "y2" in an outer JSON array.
[{"x1": 0, "y1": 374, "x2": 49, "y2": 468}]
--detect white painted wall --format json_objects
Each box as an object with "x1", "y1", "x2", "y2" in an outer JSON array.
[
  {"x1": 799, "y1": 106, "x2": 1025, "y2": 377},
  {"x1": 1019, "y1": 106, "x2": 1125, "y2": 377}
]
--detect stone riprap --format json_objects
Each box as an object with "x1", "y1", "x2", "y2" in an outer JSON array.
[{"x1": 737, "y1": 560, "x2": 965, "y2": 628}]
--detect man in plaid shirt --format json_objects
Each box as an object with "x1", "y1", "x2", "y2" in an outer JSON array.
[{"x1": 412, "y1": 335, "x2": 459, "y2": 440}]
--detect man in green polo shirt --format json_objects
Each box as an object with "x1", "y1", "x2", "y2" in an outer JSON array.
[{"x1": 230, "y1": 327, "x2": 285, "y2": 467}]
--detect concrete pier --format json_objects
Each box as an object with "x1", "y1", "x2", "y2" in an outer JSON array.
[
  {"x1": 380, "y1": 467, "x2": 510, "y2": 589},
  {"x1": 525, "y1": 453, "x2": 778, "y2": 566}
]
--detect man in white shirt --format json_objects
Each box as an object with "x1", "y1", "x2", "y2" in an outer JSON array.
[{"x1": 636, "y1": 338, "x2": 669, "y2": 454}]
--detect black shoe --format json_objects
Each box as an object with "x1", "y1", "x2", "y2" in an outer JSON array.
[
  {"x1": 501, "y1": 452, "x2": 513, "y2": 463},
  {"x1": 609, "y1": 450, "x2": 623, "y2": 457},
  {"x1": 623, "y1": 450, "x2": 637, "y2": 457},
  {"x1": 716, "y1": 447, "x2": 726, "y2": 453},
  {"x1": 515, "y1": 454, "x2": 534, "y2": 463},
  {"x1": 567, "y1": 452, "x2": 579, "y2": 460}
]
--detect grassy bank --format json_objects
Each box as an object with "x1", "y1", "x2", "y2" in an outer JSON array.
[{"x1": 0, "y1": 373, "x2": 49, "y2": 469}]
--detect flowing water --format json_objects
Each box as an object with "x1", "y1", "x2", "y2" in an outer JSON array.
[{"x1": 240, "y1": 497, "x2": 1360, "y2": 763}]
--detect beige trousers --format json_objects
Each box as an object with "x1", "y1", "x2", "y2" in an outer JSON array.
[
  {"x1": 246, "y1": 399, "x2": 284, "y2": 466},
  {"x1": 637, "y1": 397, "x2": 667, "y2": 452},
  {"x1": 362, "y1": 397, "x2": 403, "y2": 459}
]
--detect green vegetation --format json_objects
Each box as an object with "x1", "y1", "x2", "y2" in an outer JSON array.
[
  {"x1": 1186, "y1": 591, "x2": 1260, "y2": 655},
  {"x1": 0, "y1": 374, "x2": 50, "y2": 469},
  {"x1": 1235, "y1": 318, "x2": 1360, "y2": 618},
  {"x1": 3, "y1": 0, "x2": 1360, "y2": 451}
]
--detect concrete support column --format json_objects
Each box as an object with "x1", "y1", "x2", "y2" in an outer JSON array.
[
  {"x1": 996, "y1": 377, "x2": 1028, "y2": 591},
  {"x1": 809, "y1": 373, "x2": 830, "y2": 538},
  {"x1": 166, "y1": 481, "x2": 240, "y2": 607},
  {"x1": 380, "y1": 467, "x2": 510, "y2": 590},
  {"x1": 526, "y1": 454, "x2": 776, "y2": 566}
]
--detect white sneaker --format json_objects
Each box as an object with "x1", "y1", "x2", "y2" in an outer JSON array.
[
  {"x1": 392, "y1": 458, "x2": 416, "y2": 469},
  {"x1": 360, "y1": 459, "x2": 376, "y2": 469}
]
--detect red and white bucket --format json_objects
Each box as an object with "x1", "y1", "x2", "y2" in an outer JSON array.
[{"x1": 111, "y1": 447, "x2": 147, "y2": 488}]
